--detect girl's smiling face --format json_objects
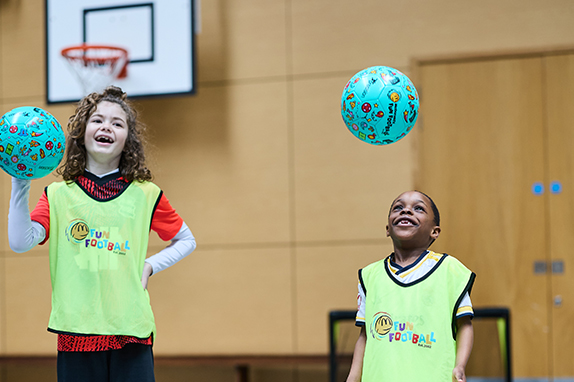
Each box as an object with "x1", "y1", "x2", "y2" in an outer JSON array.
[
  {"x1": 386, "y1": 191, "x2": 440, "y2": 248},
  {"x1": 84, "y1": 101, "x2": 128, "y2": 171}
]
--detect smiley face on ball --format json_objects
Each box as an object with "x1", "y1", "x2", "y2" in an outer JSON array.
[{"x1": 389, "y1": 91, "x2": 400, "y2": 102}]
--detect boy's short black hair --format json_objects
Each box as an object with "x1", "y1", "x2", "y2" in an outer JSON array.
[
  {"x1": 388, "y1": 190, "x2": 441, "y2": 227},
  {"x1": 416, "y1": 190, "x2": 440, "y2": 227}
]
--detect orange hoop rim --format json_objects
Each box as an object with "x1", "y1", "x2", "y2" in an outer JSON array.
[
  {"x1": 61, "y1": 44, "x2": 128, "y2": 59},
  {"x1": 61, "y1": 44, "x2": 129, "y2": 78}
]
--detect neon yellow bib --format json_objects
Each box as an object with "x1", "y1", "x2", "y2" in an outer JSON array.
[
  {"x1": 47, "y1": 180, "x2": 162, "y2": 338},
  {"x1": 360, "y1": 252, "x2": 475, "y2": 382}
]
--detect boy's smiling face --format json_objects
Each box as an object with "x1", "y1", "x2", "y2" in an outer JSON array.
[{"x1": 386, "y1": 191, "x2": 440, "y2": 248}]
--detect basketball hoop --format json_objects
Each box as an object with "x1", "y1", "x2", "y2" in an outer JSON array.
[{"x1": 61, "y1": 44, "x2": 129, "y2": 96}]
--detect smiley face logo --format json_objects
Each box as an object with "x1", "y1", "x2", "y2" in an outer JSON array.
[
  {"x1": 67, "y1": 220, "x2": 90, "y2": 243},
  {"x1": 388, "y1": 91, "x2": 400, "y2": 102},
  {"x1": 370, "y1": 312, "x2": 393, "y2": 340}
]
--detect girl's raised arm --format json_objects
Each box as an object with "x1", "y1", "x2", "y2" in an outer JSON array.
[{"x1": 8, "y1": 178, "x2": 46, "y2": 252}]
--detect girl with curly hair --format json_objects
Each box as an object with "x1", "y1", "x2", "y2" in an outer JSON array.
[{"x1": 8, "y1": 86, "x2": 196, "y2": 382}]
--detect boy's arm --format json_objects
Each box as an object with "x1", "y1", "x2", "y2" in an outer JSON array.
[
  {"x1": 452, "y1": 315, "x2": 474, "y2": 382},
  {"x1": 346, "y1": 325, "x2": 366, "y2": 382}
]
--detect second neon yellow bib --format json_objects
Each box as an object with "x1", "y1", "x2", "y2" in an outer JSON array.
[{"x1": 360, "y1": 253, "x2": 475, "y2": 382}]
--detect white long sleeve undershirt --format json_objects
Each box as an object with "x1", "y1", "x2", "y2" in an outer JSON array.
[{"x1": 8, "y1": 177, "x2": 195, "y2": 274}]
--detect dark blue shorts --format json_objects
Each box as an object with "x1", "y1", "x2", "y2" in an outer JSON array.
[{"x1": 57, "y1": 343, "x2": 155, "y2": 382}]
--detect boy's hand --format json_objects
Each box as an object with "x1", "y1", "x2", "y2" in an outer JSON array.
[
  {"x1": 452, "y1": 365, "x2": 466, "y2": 381},
  {"x1": 453, "y1": 315, "x2": 473, "y2": 382}
]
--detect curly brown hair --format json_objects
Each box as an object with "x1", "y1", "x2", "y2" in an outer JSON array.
[{"x1": 56, "y1": 86, "x2": 153, "y2": 182}]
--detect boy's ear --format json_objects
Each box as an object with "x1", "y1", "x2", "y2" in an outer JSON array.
[
  {"x1": 386, "y1": 224, "x2": 390, "y2": 237},
  {"x1": 431, "y1": 226, "x2": 441, "y2": 240}
]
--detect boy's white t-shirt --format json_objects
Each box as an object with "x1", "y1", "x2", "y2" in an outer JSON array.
[{"x1": 355, "y1": 251, "x2": 473, "y2": 325}]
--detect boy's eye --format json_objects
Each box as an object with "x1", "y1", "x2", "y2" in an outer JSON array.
[
  {"x1": 414, "y1": 206, "x2": 425, "y2": 212},
  {"x1": 393, "y1": 205, "x2": 403, "y2": 211}
]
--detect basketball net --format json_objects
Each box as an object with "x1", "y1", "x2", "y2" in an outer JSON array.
[{"x1": 61, "y1": 44, "x2": 129, "y2": 96}]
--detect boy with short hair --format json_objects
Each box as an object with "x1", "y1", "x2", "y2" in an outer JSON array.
[{"x1": 346, "y1": 191, "x2": 475, "y2": 382}]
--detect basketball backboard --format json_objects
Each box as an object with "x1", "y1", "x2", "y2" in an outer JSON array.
[{"x1": 46, "y1": 0, "x2": 195, "y2": 104}]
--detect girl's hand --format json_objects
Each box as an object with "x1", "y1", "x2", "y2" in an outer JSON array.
[
  {"x1": 141, "y1": 262, "x2": 153, "y2": 290},
  {"x1": 452, "y1": 365, "x2": 466, "y2": 382}
]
